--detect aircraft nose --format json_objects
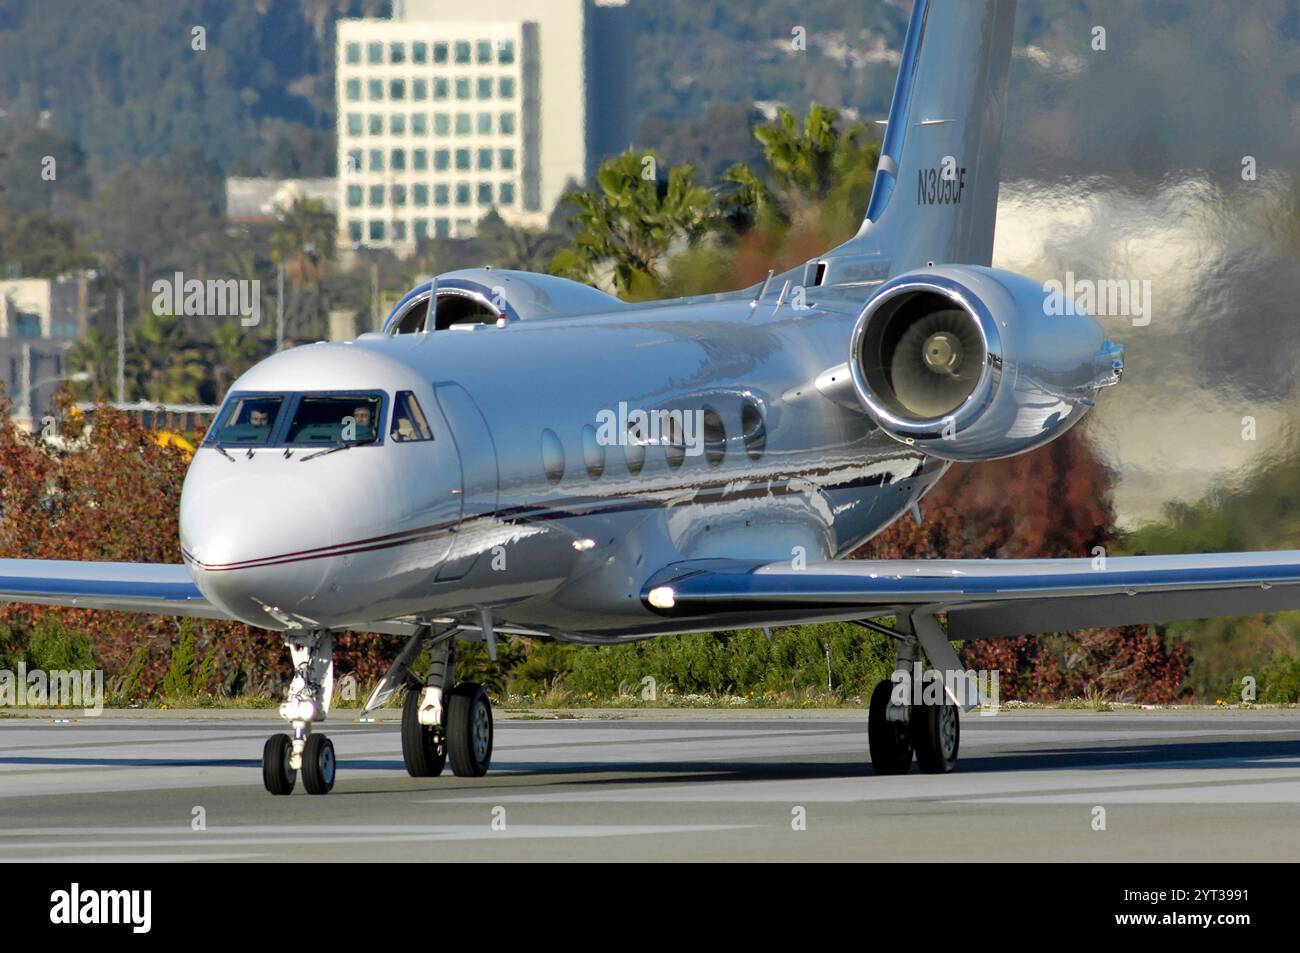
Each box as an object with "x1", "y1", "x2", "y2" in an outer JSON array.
[{"x1": 180, "y1": 467, "x2": 338, "y2": 624}]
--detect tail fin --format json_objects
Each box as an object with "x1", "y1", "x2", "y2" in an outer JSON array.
[{"x1": 819, "y1": 0, "x2": 1017, "y2": 282}]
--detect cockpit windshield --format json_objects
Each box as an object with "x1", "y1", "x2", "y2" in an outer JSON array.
[
  {"x1": 206, "y1": 395, "x2": 286, "y2": 445},
  {"x1": 286, "y1": 395, "x2": 383, "y2": 445},
  {"x1": 204, "y1": 391, "x2": 391, "y2": 448}
]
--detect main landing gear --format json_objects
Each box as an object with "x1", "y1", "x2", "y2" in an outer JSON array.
[
  {"x1": 864, "y1": 613, "x2": 970, "y2": 775},
  {"x1": 400, "y1": 633, "x2": 493, "y2": 778},
  {"x1": 263, "y1": 629, "x2": 337, "y2": 795}
]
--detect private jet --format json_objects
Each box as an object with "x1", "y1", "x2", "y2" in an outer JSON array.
[{"x1": 5, "y1": 0, "x2": 1300, "y2": 795}]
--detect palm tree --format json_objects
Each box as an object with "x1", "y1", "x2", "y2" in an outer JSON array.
[
  {"x1": 550, "y1": 150, "x2": 719, "y2": 298},
  {"x1": 271, "y1": 196, "x2": 337, "y2": 341},
  {"x1": 129, "y1": 311, "x2": 206, "y2": 404}
]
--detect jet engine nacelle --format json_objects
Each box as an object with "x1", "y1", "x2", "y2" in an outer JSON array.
[{"x1": 849, "y1": 265, "x2": 1124, "y2": 462}]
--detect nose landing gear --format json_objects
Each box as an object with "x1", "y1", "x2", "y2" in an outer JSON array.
[{"x1": 263, "y1": 629, "x2": 336, "y2": 795}]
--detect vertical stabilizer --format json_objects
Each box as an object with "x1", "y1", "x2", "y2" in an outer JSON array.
[{"x1": 819, "y1": 0, "x2": 1017, "y2": 282}]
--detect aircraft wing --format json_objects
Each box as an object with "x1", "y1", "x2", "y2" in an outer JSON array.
[
  {"x1": 641, "y1": 552, "x2": 1300, "y2": 639},
  {"x1": 0, "y1": 559, "x2": 228, "y2": 619}
]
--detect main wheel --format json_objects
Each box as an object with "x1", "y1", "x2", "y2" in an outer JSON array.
[
  {"x1": 262, "y1": 733, "x2": 296, "y2": 795},
  {"x1": 446, "y1": 683, "x2": 493, "y2": 777},
  {"x1": 912, "y1": 679, "x2": 960, "y2": 774},
  {"x1": 402, "y1": 685, "x2": 447, "y2": 777},
  {"x1": 868, "y1": 679, "x2": 913, "y2": 775},
  {"x1": 302, "y1": 733, "x2": 336, "y2": 795}
]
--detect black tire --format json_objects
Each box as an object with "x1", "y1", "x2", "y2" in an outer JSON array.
[
  {"x1": 868, "y1": 679, "x2": 914, "y2": 775},
  {"x1": 402, "y1": 686, "x2": 447, "y2": 777},
  {"x1": 302, "y1": 733, "x2": 336, "y2": 795},
  {"x1": 912, "y1": 678, "x2": 960, "y2": 774},
  {"x1": 446, "y1": 683, "x2": 493, "y2": 777},
  {"x1": 262, "y1": 733, "x2": 296, "y2": 795}
]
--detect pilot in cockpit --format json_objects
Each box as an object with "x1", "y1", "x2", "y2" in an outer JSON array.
[{"x1": 349, "y1": 404, "x2": 375, "y2": 441}]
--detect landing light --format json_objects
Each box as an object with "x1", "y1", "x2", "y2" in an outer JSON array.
[
  {"x1": 647, "y1": 586, "x2": 676, "y2": 610},
  {"x1": 572, "y1": 538, "x2": 596, "y2": 551}
]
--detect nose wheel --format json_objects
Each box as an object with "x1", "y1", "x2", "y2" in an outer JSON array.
[{"x1": 262, "y1": 630, "x2": 338, "y2": 795}]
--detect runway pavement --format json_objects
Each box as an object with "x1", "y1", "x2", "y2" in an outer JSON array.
[{"x1": 0, "y1": 707, "x2": 1297, "y2": 861}]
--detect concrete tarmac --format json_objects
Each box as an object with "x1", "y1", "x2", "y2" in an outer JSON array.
[{"x1": 0, "y1": 708, "x2": 1297, "y2": 861}]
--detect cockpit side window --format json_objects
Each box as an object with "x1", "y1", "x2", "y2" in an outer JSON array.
[
  {"x1": 285, "y1": 395, "x2": 384, "y2": 446},
  {"x1": 390, "y1": 391, "x2": 433, "y2": 442},
  {"x1": 205, "y1": 395, "x2": 285, "y2": 446}
]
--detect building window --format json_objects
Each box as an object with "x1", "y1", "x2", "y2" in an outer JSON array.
[
  {"x1": 455, "y1": 41, "x2": 471, "y2": 64},
  {"x1": 345, "y1": 78, "x2": 361, "y2": 101},
  {"x1": 390, "y1": 149, "x2": 406, "y2": 171},
  {"x1": 476, "y1": 77, "x2": 492, "y2": 99},
  {"x1": 455, "y1": 78, "x2": 471, "y2": 100},
  {"x1": 368, "y1": 184, "x2": 384, "y2": 207},
  {"x1": 477, "y1": 182, "x2": 492, "y2": 204},
  {"x1": 434, "y1": 41, "x2": 448, "y2": 64},
  {"x1": 499, "y1": 182, "x2": 515, "y2": 205},
  {"x1": 347, "y1": 185, "x2": 363, "y2": 208},
  {"x1": 348, "y1": 220, "x2": 363, "y2": 242},
  {"x1": 390, "y1": 42, "x2": 405, "y2": 64},
  {"x1": 413, "y1": 41, "x2": 428, "y2": 64},
  {"x1": 346, "y1": 148, "x2": 362, "y2": 172},
  {"x1": 414, "y1": 220, "x2": 429, "y2": 241},
  {"x1": 412, "y1": 149, "x2": 427, "y2": 170},
  {"x1": 498, "y1": 77, "x2": 515, "y2": 99},
  {"x1": 455, "y1": 113, "x2": 471, "y2": 135},
  {"x1": 346, "y1": 113, "x2": 363, "y2": 136},
  {"x1": 499, "y1": 112, "x2": 516, "y2": 135},
  {"x1": 476, "y1": 40, "x2": 493, "y2": 64},
  {"x1": 434, "y1": 78, "x2": 448, "y2": 100},
  {"x1": 455, "y1": 183, "x2": 471, "y2": 205},
  {"x1": 499, "y1": 148, "x2": 515, "y2": 170},
  {"x1": 390, "y1": 113, "x2": 406, "y2": 134},
  {"x1": 435, "y1": 184, "x2": 450, "y2": 206},
  {"x1": 435, "y1": 114, "x2": 450, "y2": 135},
  {"x1": 368, "y1": 150, "x2": 383, "y2": 172},
  {"x1": 434, "y1": 149, "x2": 450, "y2": 171},
  {"x1": 413, "y1": 78, "x2": 428, "y2": 101},
  {"x1": 369, "y1": 220, "x2": 385, "y2": 241},
  {"x1": 455, "y1": 148, "x2": 470, "y2": 170},
  {"x1": 345, "y1": 42, "x2": 361, "y2": 65},
  {"x1": 435, "y1": 218, "x2": 451, "y2": 237},
  {"x1": 367, "y1": 41, "x2": 383, "y2": 65},
  {"x1": 413, "y1": 183, "x2": 429, "y2": 206},
  {"x1": 368, "y1": 114, "x2": 383, "y2": 135},
  {"x1": 476, "y1": 148, "x2": 493, "y2": 171},
  {"x1": 392, "y1": 220, "x2": 407, "y2": 241},
  {"x1": 392, "y1": 184, "x2": 407, "y2": 206},
  {"x1": 368, "y1": 78, "x2": 383, "y2": 101},
  {"x1": 498, "y1": 40, "x2": 515, "y2": 64},
  {"x1": 389, "y1": 79, "x2": 405, "y2": 101},
  {"x1": 411, "y1": 114, "x2": 428, "y2": 135},
  {"x1": 477, "y1": 112, "x2": 492, "y2": 134}
]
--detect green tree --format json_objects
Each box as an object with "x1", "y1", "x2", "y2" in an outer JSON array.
[{"x1": 551, "y1": 150, "x2": 720, "y2": 298}]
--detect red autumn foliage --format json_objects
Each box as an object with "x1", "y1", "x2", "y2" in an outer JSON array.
[
  {"x1": 856, "y1": 428, "x2": 1191, "y2": 702},
  {"x1": 0, "y1": 393, "x2": 392, "y2": 698}
]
